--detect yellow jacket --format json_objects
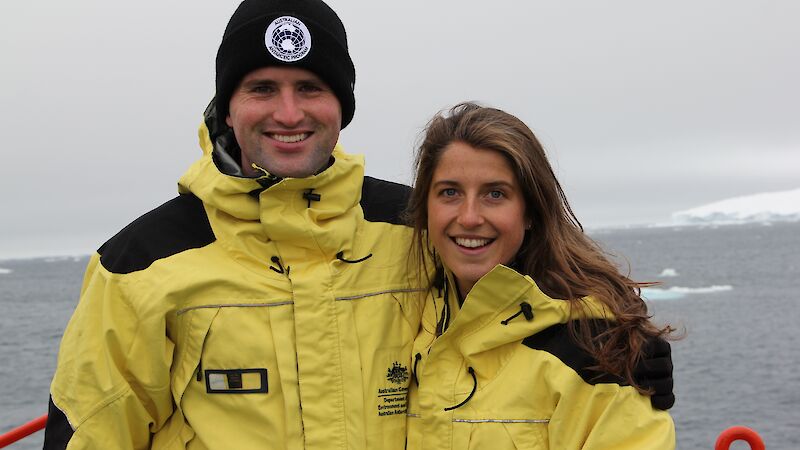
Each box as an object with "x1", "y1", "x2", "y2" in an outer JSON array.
[
  {"x1": 407, "y1": 265, "x2": 675, "y2": 449},
  {"x1": 48, "y1": 123, "x2": 423, "y2": 449}
]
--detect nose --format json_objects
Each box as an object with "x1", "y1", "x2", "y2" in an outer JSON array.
[
  {"x1": 457, "y1": 198, "x2": 484, "y2": 228},
  {"x1": 273, "y1": 91, "x2": 304, "y2": 126}
]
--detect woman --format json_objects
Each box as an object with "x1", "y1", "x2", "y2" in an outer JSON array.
[{"x1": 405, "y1": 103, "x2": 675, "y2": 449}]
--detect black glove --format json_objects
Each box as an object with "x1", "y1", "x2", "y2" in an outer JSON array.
[{"x1": 634, "y1": 336, "x2": 674, "y2": 410}]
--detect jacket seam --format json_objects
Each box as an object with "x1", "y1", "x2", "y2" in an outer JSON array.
[
  {"x1": 451, "y1": 418, "x2": 550, "y2": 423},
  {"x1": 48, "y1": 393, "x2": 76, "y2": 431},
  {"x1": 176, "y1": 301, "x2": 293, "y2": 315},
  {"x1": 53, "y1": 383, "x2": 132, "y2": 430},
  {"x1": 174, "y1": 288, "x2": 424, "y2": 314},
  {"x1": 335, "y1": 288, "x2": 425, "y2": 301}
]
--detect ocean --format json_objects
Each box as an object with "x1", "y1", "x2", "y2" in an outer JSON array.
[{"x1": 1, "y1": 222, "x2": 798, "y2": 449}]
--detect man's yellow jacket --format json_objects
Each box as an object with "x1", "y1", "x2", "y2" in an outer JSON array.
[
  {"x1": 407, "y1": 265, "x2": 675, "y2": 449},
  {"x1": 47, "y1": 124, "x2": 422, "y2": 449}
]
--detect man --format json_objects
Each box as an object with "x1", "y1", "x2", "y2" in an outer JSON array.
[{"x1": 44, "y1": 1, "x2": 674, "y2": 449}]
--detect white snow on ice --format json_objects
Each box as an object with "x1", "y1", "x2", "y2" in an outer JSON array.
[
  {"x1": 672, "y1": 188, "x2": 800, "y2": 226},
  {"x1": 642, "y1": 285, "x2": 733, "y2": 301}
]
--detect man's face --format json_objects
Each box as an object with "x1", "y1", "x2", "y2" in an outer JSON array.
[{"x1": 226, "y1": 66, "x2": 342, "y2": 178}]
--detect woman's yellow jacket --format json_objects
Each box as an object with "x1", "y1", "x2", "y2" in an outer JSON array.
[
  {"x1": 407, "y1": 265, "x2": 675, "y2": 449},
  {"x1": 48, "y1": 125, "x2": 423, "y2": 449}
]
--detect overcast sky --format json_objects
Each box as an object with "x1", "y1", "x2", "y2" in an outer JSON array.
[{"x1": 1, "y1": 0, "x2": 798, "y2": 259}]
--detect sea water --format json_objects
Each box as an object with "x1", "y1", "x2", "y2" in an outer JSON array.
[{"x1": 1, "y1": 222, "x2": 798, "y2": 449}]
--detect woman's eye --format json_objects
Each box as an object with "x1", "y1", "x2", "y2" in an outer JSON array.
[
  {"x1": 442, "y1": 188, "x2": 457, "y2": 197},
  {"x1": 488, "y1": 190, "x2": 504, "y2": 199}
]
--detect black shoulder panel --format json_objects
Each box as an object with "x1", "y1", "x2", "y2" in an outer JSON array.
[
  {"x1": 522, "y1": 320, "x2": 628, "y2": 386},
  {"x1": 98, "y1": 194, "x2": 215, "y2": 274},
  {"x1": 360, "y1": 176, "x2": 411, "y2": 225},
  {"x1": 43, "y1": 396, "x2": 73, "y2": 450}
]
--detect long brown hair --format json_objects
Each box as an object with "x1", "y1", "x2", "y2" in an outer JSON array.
[{"x1": 407, "y1": 102, "x2": 672, "y2": 389}]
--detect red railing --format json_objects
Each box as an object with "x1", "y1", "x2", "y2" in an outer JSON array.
[{"x1": 0, "y1": 414, "x2": 47, "y2": 448}]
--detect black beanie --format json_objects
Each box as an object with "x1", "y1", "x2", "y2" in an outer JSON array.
[{"x1": 216, "y1": 0, "x2": 356, "y2": 129}]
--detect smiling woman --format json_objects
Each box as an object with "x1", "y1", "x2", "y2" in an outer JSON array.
[
  {"x1": 425, "y1": 141, "x2": 529, "y2": 295},
  {"x1": 404, "y1": 102, "x2": 676, "y2": 450}
]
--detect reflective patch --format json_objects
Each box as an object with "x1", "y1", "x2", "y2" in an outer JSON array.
[
  {"x1": 205, "y1": 368, "x2": 268, "y2": 394},
  {"x1": 208, "y1": 373, "x2": 227, "y2": 391}
]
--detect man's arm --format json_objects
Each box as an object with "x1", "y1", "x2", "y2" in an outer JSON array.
[
  {"x1": 634, "y1": 336, "x2": 675, "y2": 410},
  {"x1": 44, "y1": 253, "x2": 174, "y2": 449}
]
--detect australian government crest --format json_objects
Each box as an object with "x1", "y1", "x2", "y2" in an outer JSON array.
[
  {"x1": 376, "y1": 361, "x2": 409, "y2": 417},
  {"x1": 386, "y1": 361, "x2": 409, "y2": 385}
]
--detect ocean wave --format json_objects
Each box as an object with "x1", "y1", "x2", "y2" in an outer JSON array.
[
  {"x1": 0, "y1": 268, "x2": 12, "y2": 275},
  {"x1": 43, "y1": 255, "x2": 88, "y2": 263},
  {"x1": 642, "y1": 285, "x2": 733, "y2": 301}
]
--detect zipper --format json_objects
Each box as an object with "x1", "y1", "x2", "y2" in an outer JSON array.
[{"x1": 196, "y1": 330, "x2": 211, "y2": 383}]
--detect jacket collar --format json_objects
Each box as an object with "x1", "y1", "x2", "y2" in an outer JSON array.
[
  {"x1": 442, "y1": 264, "x2": 611, "y2": 348},
  {"x1": 178, "y1": 121, "x2": 365, "y2": 260}
]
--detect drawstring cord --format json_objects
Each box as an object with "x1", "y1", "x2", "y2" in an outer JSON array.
[
  {"x1": 336, "y1": 251, "x2": 373, "y2": 264},
  {"x1": 501, "y1": 302, "x2": 534, "y2": 325},
  {"x1": 272, "y1": 251, "x2": 371, "y2": 274},
  {"x1": 269, "y1": 256, "x2": 290, "y2": 275},
  {"x1": 435, "y1": 282, "x2": 451, "y2": 336},
  {"x1": 444, "y1": 367, "x2": 477, "y2": 411},
  {"x1": 413, "y1": 353, "x2": 422, "y2": 386}
]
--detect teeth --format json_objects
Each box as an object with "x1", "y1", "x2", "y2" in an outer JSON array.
[
  {"x1": 455, "y1": 237, "x2": 491, "y2": 248},
  {"x1": 272, "y1": 133, "x2": 308, "y2": 143}
]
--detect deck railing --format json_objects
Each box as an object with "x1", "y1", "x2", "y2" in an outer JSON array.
[{"x1": 0, "y1": 414, "x2": 47, "y2": 448}]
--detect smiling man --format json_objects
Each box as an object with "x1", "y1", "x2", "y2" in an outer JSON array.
[
  {"x1": 225, "y1": 67, "x2": 342, "y2": 178},
  {"x1": 43, "y1": 1, "x2": 674, "y2": 449},
  {"x1": 44, "y1": 1, "x2": 420, "y2": 449}
]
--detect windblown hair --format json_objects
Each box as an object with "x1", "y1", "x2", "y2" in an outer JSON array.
[{"x1": 406, "y1": 102, "x2": 672, "y2": 390}]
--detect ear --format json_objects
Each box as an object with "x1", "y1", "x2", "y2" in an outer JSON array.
[{"x1": 225, "y1": 115, "x2": 233, "y2": 128}]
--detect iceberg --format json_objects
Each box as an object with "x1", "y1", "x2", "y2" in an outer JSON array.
[
  {"x1": 642, "y1": 285, "x2": 733, "y2": 301},
  {"x1": 658, "y1": 268, "x2": 679, "y2": 277},
  {"x1": 672, "y1": 188, "x2": 800, "y2": 226}
]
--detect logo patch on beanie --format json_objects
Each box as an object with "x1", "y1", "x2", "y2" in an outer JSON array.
[{"x1": 265, "y1": 16, "x2": 312, "y2": 62}]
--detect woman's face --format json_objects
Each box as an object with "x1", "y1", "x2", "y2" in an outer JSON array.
[{"x1": 427, "y1": 141, "x2": 528, "y2": 296}]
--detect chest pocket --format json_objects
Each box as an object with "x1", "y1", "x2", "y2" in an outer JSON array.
[
  {"x1": 340, "y1": 291, "x2": 419, "y2": 450},
  {"x1": 171, "y1": 303, "x2": 297, "y2": 449}
]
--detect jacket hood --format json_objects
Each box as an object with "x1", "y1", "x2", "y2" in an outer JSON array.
[{"x1": 177, "y1": 120, "x2": 365, "y2": 262}]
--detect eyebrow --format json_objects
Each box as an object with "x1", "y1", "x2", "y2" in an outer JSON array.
[
  {"x1": 240, "y1": 76, "x2": 327, "y2": 89},
  {"x1": 431, "y1": 180, "x2": 516, "y2": 189},
  {"x1": 240, "y1": 78, "x2": 275, "y2": 88}
]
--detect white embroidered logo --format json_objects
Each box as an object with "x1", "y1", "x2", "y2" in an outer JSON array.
[{"x1": 265, "y1": 16, "x2": 312, "y2": 62}]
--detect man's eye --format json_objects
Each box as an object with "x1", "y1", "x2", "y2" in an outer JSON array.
[
  {"x1": 299, "y1": 83, "x2": 323, "y2": 93},
  {"x1": 251, "y1": 85, "x2": 275, "y2": 94}
]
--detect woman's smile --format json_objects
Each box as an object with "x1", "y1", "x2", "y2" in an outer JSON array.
[{"x1": 427, "y1": 141, "x2": 528, "y2": 295}]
